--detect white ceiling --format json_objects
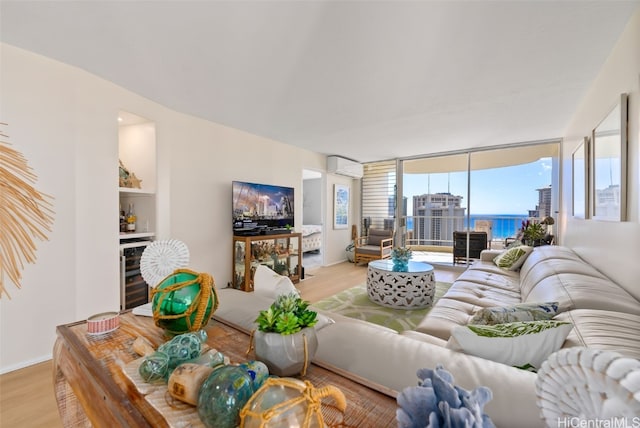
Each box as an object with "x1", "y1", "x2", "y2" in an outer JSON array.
[{"x1": 1, "y1": 1, "x2": 638, "y2": 163}]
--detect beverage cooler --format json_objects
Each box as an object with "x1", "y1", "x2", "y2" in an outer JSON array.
[{"x1": 120, "y1": 240, "x2": 152, "y2": 310}]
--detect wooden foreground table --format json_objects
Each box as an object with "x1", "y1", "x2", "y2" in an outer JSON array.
[{"x1": 53, "y1": 312, "x2": 398, "y2": 427}]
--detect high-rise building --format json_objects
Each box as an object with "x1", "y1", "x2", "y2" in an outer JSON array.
[
  {"x1": 528, "y1": 185, "x2": 552, "y2": 218},
  {"x1": 412, "y1": 193, "x2": 465, "y2": 246}
]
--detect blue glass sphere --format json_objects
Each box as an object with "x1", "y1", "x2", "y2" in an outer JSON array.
[{"x1": 197, "y1": 365, "x2": 255, "y2": 428}]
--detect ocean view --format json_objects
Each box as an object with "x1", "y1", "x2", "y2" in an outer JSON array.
[
  {"x1": 469, "y1": 214, "x2": 528, "y2": 240},
  {"x1": 406, "y1": 214, "x2": 527, "y2": 241}
]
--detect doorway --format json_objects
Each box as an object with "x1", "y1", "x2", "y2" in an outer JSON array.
[{"x1": 302, "y1": 169, "x2": 324, "y2": 271}]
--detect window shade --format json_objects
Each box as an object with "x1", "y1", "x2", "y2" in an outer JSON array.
[{"x1": 361, "y1": 160, "x2": 396, "y2": 231}]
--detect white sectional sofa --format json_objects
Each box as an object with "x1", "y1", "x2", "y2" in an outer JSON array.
[{"x1": 214, "y1": 245, "x2": 640, "y2": 427}]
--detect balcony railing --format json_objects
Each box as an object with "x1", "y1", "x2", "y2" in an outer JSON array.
[{"x1": 362, "y1": 214, "x2": 548, "y2": 250}]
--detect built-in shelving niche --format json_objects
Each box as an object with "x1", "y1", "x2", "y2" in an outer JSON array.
[{"x1": 118, "y1": 110, "x2": 157, "y2": 239}]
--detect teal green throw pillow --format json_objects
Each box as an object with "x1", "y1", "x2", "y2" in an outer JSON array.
[
  {"x1": 493, "y1": 245, "x2": 533, "y2": 271},
  {"x1": 469, "y1": 302, "x2": 559, "y2": 325},
  {"x1": 447, "y1": 320, "x2": 573, "y2": 369}
]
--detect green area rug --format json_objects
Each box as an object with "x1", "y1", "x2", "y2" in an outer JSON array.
[{"x1": 313, "y1": 282, "x2": 451, "y2": 333}]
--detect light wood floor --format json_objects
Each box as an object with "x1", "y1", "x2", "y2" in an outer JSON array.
[
  {"x1": 0, "y1": 261, "x2": 460, "y2": 428},
  {"x1": 0, "y1": 359, "x2": 63, "y2": 428},
  {"x1": 298, "y1": 260, "x2": 461, "y2": 303}
]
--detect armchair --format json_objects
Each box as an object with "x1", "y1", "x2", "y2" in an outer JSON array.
[
  {"x1": 354, "y1": 228, "x2": 393, "y2": 264},
  {"x1": 453, "y1": 231, "x2": 487, "y2": 265}
]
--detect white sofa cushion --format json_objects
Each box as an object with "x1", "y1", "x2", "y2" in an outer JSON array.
[
  {"x1": 313, "y1": 320, "x2": 540, "y2": 427},
  {"x1": 414, "y1": 297, "x2": 481, "y2": 340},
  {"x1": 215, "y1": 287, "x2": 334, "y2": 333},
  {"x1": 215, "y1": 287, "x2": 273, "y2": 332},
  {"x1": 519, "y1": 245, "x2": 583, "y2": 276},
  {"x1": 451, "y1": 268, "x2": 521, "y2": 291},
  {"x1": 439, "y1": 280, "x2": 522, "y2": 307},
  {"x1": 400, "y1": 329, "x2": 448, "y2": 346},
  {"x1": 556, "y1": 309, "x2": 640, "y2": 360},
  {"x1": 518, "y1": 246, "x2": 597, "y2": 293},
  {"x1": 520, "y1": 259, "x2": 608, "y2": 300},
  {"x1": 523, "y1": 273, "x2": 640, "y2": 316}
]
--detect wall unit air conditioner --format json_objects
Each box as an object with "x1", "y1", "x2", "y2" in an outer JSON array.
[{"x1": 327, "y1": 156, "x2": 364, "y2": 179}]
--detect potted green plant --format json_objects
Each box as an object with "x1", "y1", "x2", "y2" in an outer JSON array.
[
  {"x1": 521, "y1": 220, "x2": 545, "y2": 246},
  {"x1": 253, "y1": 293, "x2": 319, "y2": 376}
]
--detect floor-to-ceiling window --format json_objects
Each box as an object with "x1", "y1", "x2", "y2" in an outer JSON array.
[
  {"x1": 468, "y1": 144, "x2": 559, "y2": 249},
  {"x1": 403, "y1": 153, "x2": 469, "y2": 249},
  {"x1": 362, "y1": 140, "x2": 560, "y2": 266}
]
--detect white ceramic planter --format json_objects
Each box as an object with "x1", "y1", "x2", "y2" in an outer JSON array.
[{"x1": 254, "y1": 327, "x2": 319, "y2": 376}]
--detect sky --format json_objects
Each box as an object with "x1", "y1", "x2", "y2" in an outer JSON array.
[{"x1": 402, "y1": 158, "x2": 553, "y2": 215}]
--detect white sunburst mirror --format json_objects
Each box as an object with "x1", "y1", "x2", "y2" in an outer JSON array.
[{"x1": 140, "y1": 239, "x2": 190, "y2": 288}]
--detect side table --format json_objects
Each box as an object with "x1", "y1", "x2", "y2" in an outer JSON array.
[{"x1": 366, "y1": 260, "x2": 436, "y2": 309}]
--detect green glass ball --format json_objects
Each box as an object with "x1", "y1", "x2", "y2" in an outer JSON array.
[{"x1": 152, "y1": 271, "x2": 213, "y2": 334}]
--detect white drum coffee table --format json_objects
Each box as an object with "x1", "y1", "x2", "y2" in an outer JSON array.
[{"x1": 366, "y1": 260, "x2": 436, "y2": 309}]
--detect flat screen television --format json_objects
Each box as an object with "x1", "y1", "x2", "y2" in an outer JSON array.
[{"x1": 232, "y1": 180, "x2": 294, "y2": 230}]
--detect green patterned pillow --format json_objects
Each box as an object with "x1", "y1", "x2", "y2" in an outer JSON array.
[
  {"x1": 493, "y1": 245, "x2": 533, "y2": 271},
  {"x1": 446, "y1": 320, "x2": 573, "y2": 369},
  {"x1": 467, "y1": 320, "x2": 567, "y2": 337},
  {"x1": 469, "y1": 302, "x2": 559, "y2": 325}
]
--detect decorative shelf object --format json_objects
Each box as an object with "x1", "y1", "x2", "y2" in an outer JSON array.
[
  {"x1": 119, "y1": 187, "x2": 155, "y2": 195},
  {"x1": 232, "y1": 233, "x2": 302, "y2": 292},
  {"x1": 140, "y1": 239, "x2": 190, "y2": 288}
]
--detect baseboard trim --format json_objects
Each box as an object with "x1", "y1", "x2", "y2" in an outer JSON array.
[{"x1": 0, "y1": 353, "x2": 52, "y2": 375}]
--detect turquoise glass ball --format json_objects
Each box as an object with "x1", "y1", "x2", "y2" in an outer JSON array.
[
  {"x1": 152, "y1": 271, "x2": 214, "y2": 334},
  {"x1": 197, "y1": 365, "x2": 255, "y2": 428},
  {"x1": 238, "y1": 360, "x2": 269, "y2": 391}
]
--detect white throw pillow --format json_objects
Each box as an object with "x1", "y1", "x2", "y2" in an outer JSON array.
[
  {"x1": 446, "y1": 320, "x2": 573, "y2": 369},
  {"x1": 274, "y1": 276, "x2": 299, "y2": 297},
  {"x1": 493, "y1": 245, "x2": 533, "y2": 271},
  {"x1": 253, "y1": 265, "x2": 299, "y2": 299},
  {"x1": 314, "y1": 313, "x2": 335, "y2": 331}
]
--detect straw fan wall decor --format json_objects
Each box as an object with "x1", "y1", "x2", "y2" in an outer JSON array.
[{"x1": 0, "y1": 124, "x2": 54, "y2": 298}]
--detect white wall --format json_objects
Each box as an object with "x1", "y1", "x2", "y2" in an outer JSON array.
[
  {"x1": 160, "y1": 111, "x2": 332, "y2": 278},
  {"x1": 303, "y1": 178, "x2": 322, "y2": 225},
  {"x1": 119, "y1": 122, "x2": 157, "y2": 192},
  {"x1": 1, "y1": 44, "x2": 121, "y2": 372},
  {"x1": 0, "y1": 44, "x2": 353, "y2": 372},
  {"x1": 324, "y1": 174, "x2": 361, "y2": 264},
  {"x1": 560, "y1": 9, "x2": 640, "y2": 300}
]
